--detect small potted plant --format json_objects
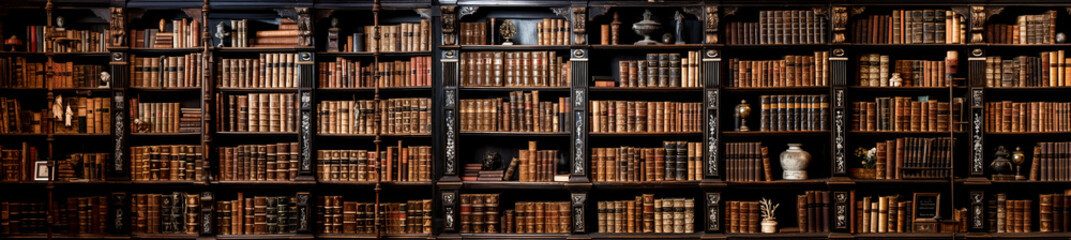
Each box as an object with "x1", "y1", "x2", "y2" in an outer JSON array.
[
  {"x1": 760, "y1": 198, "x2": 779, "y2": 233},
  {"x1": 849, "y1": 147, "x2": 877, "y2": 179}
]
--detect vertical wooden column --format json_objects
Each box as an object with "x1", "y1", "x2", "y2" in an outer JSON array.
[
  {"x1": 969, "y1": 190, "x2": 986, "y2": 232},
  {"x1": 297, "y1": 51, "x2": 315, "y2": 181},
  {"x1": 200, "y1": 191, "x2": 214, "y2": 236},
  {"x1": 833, "y1": 191, "x2": 850, "y2": 232},
  {"x1": 968, "y1": 48, "x2": 986, "y2": 179},
  {"x1": 702, "y1": 48, "x2": 719, "y2": 180},
  {"x1": 108, "y1": 192, "x2": 128, "y2": 234},
  {"x1": 441, "y1": 48, "x2": 459, "y2": 181},
  {"x1": 830, "y1": 48, "x2": 848, "y2": 178},
  {"x1": 441, "y1": 190, "x2": 459, "y2": 232},
  {"x1": 704, "y1": 191, "x2": 721, "y2": 232},
  {"x1": 295, "y1": 191, "x2": 311, "y2": 233},
  {"x1": 570, "y1": 192, "x2": 587, "y2": 233},
  {"x1": 109, "y1": 51, "x2": 129, "y2": 180},
  {"x1": 569, "y1": 48, "x2": 588, "y2": 182}
]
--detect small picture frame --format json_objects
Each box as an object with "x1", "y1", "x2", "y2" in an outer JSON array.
[
  {"x1": 33, "y1": 160, "x2": 50, "y2": 181},
  {"x1": 913, "y1": 192, "x2": 941, "y2": 222}
]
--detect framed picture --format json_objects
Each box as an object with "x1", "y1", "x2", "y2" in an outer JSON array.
[
  {"x1": 913, "y1": 192, "x2": 941, "y2": 222},
  {"x1": 34, "y1": 160, "x2": 50, "y2": 181}
]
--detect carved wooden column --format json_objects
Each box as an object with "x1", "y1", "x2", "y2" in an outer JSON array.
[
  {"x1": 969, "y1": 191, "x2": 986, "y2": 232},
  {"x1": 109, "y1": 192, "x2": 128, "y2": 234},
  {"x1": 704, "y1": 5, "x2": 718, "y2": 44},
  {"x1": 570, "y1": 48, "x2": 589, "y2": 182},
  {"x1": 571, "y1": 193, "x2": 587, "y2": 233},
  {"x1": 441, "y1": 49, "x2": 459, "y2": 182},
  {"x1": 297, "y1": 51, "x2": 316, "y2": 181},
  {"x1": 295, "y1": 192, "x2": 311, "y2": 233},
  {"x1": 199, "y1": 192, "x2": 214, "y2": 236},
  {"x1": 440, "y1": 6, "x2": 457, "y2": 46},
  {"x1": 571, "y1": 6, "x2": 585, "y2": 45},
  {"x1": 968, "y1": 48, "x2": 986, "y2": 179},
  {"x1": 830, "y1": 48, "x2": 848, "y2": 178},
  {"x1": 831, "y1": 7, "x2": 846, "y2": 43},
  {"x1": 441, "y1": 190, "x2": 459, "y2": 232},
  {"x1": 703, "y1": 49, "x2": 720, "y2": 180},
  {"x1": 109, "y1": 51, "x2": 129, "y2": 180},
  {"x1": 833, "y1": 191, "x2": 850, "y2": 232},
  {"x1": 704, "y1": 192, "x2": 721, "y2": 232}
]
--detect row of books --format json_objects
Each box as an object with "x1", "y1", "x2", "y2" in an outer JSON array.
[
  {"x1": 1031, "y1": 142, "x2": 1071, "y2": 182},
  {"x1": 459, "y1": 193, "x2": 501, "y2": 233},
  {"x1": 225, "y1": 19, "x2": 251, "y2": 48},
  {"x1": 758, "y1": 95, "x2": 830, "y2": 132},
  {"x1": 591, "y1": 141, "x2": 704, "y2": 182},
  {"x1": 52, "y1": 96, "x2": 112, "y2": 134},
  {"x1": 362, "y1": 21, "x2": 432, "y2": 53},
  {"x1": 459, "y1": 19, "x2": 570, "y2": 46},
  {"x1": 317, "y1": 56, "x2": 432, "y2": 88},
  {"x1": 876, "y1": 137, "x2": 954, "y2": 179},
  {"x1": 728, "y1": 51, "x2": 830, "y2": 88},
  {"x1": 985, "y1": 11, "x2": 1057, "y2": 45},
  {"x1": 858, "y1": 53, "x2": 956, "y2": 87},
  {"x1": 214, "y1": 193, "x2": 299, "y2": 235},
  {"x1": 985, "y1": 101, "x2": 1070, "y2": 133},
  {"x1": 985, "y1": 51, "x2": 1071, "y2": 88},
  {"x1": 316, "y1": 196, "x2": 432, "y2": 234},
  {"x1": 47, "y1": 27, "x2": 109, "y2": 53},
  {"x1": 992, "y1": 194, "x2": 1033, "y2": 233},
  {"x1": 728, "y1": 10, "x2": 827, "y2": 45},
  {"x1": 589, "y1": 100, "x2": 702, "y2": 133},
  {"x1": 45, "y1": 62, "x2": 106, "y2": 89},
  {"x1": 797, "y1": 190, "x2": 832, "y2": 233},
  {"x1": 130, "y1": 145, "x2": 205, "y2": 181},
  {"x1": 596, "y1": 195, "x2": 695, "y2": 233},
  {"x1": 501, "y1": 202, "x2": 571, "y2": 233},
  {"x1": 851, "y1": 10, "x2": 965, "y2": 44},
  {"x1": 0, "y1": 142, "x2": 37, "y2": 182},
  {"x1": 609, "y1": 52, "x2": 702, "y2": 88},
  {"x1": 725, "y1": 142, "x2": 771, "y2": 182},
  {"x1": 724, "y1": 200, "x2": 760, "y2": 233},
  {"x1": 217, "y1": 142, "x2": 299, "y2": 181},
  {"x1": 218, "y1": 93, "x2": 296, "y2": 133},
  {"x1": 251, "y1": 19, "x2": 299, "y2": 47},
  {"x1": 54, "y1": 153, "x2": 108, "y2": 182},
  {"x1": 1038, "y1": 190, "x2": 1071, "y2": 232},
  {"x1": 218, "y1": 53, "x2": 300, "y2": 88},
  {"x1": 131, "y1": 192, "x2": 200, "y2": 234},
  {"x1": 132, "y1": 54, "x2": 204, "y2": 88},
  {"x1": 0, "y1": 201, "x2": 47, "y2": 234},
  {"x1": 0, "y1": 57, "x2": 44, "y2": 88},
  {"x1": 460, "y1": 92, "x2": 569, "y2": 132},
  {"x1": 851, "y1": 97, "x2": 962, "y2": 132},
  {"x1": 503, "y1": 141, "x2": 558, "y2": 182},
  {"x1": 380, "y1": 98, "x2": 432, "y2": 135},
  {"x1": 462, "y1": 163, "x2": 508, "y2": 181},
  {"x1": 317, "y1": 100, "x2": 376, "y2": 135},
  {"x1": 316, "y1": 144, "x2": 432, "y2": 182},
  {"x1": 460, "y1": 51, "x2": 570, "y2": 87},
  {"x1": 854, "y1": 195, "x2": 914, "y2": 233},
  {"x1": 130, "y1": 101, "x2": 199, "y2": 133},
  {"x1": 53, "y1": 196, "x2": 110, "y2": 234},
  {"x1": 0, "y1": 98, "x2": 46, "y2": 134},
  {"x1": 131, "y1": 19, "x2": 202, "y2": 48}
]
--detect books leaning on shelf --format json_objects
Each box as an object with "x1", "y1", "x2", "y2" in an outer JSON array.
[
  {"x1": 985, "y1": 51, "x2": 1071, "y2": 88},
  {"x1": 758, "y1": 94, "x2": 829, "y2": 132},
  {"x1": 0, "y1": 201, "x2": 48, "y2": 234},
  {"x1": 500, "y1": 202, "x2": 571, "y2": 233},
  {"x1": 607, "y1": 52, "x2": 701, "y2": 88},
  {"x1": 1029, "y1": 142, "x2": 1071, "y2": 182},
  {"x1": 460, "y1": 91, "x2": 569, "y2": 133},
  {"x1": 459, "y1": 193, "x2": 501, "y2": 233},
  {"x1": 460, "y1": 51, "x2": 570, "y2": 87},
  {"x1": 1037, "y1": 190, "x2": 1071, "y2": 232},
  {"x1": 214, "y1": 192, "x2": 302, "y2": 235},
  {"x1": 53, "y1": 196, "x2": 110, "y2": 234},
  {"x1": 316, "y1": 144, "x2": 431, "y2": 183},
  {"x1": 0, "y1": 57, "x2": 45, "y2": 88},
  {"x1": 129, "y1": 99, "x2": 200, "y2": 133},
  {"x1": 50, "y1": 96, "x2": 112, "y2": 134},
  {"x1": 857, "y1": 52, "x2": 957, "y2": 87},
  {"x1": 590, "y1": 100, "x2": 701, "y2": 134},
  {"x1": 985, "y1": 101, "x2": 1069, "y2": 133},
  {"x1": 854, "y1": 195, "x2": 913, "y2": 233},
  {"x1": 985, "y1": 10, "x2": 1057, "y2": 44},
  {"x1": 727, "y1": 10, "x2": 827, "y2": 45},
  {"x1": 356, "y1": 21, "x2": 431, "y2": 53},
  {"x1": 218, "y1": 53, "x2": 299, "y2": 88},
  {"x1": 851, "y1": 9, "x2": 965, "y2": 44},
  {"x1": 496, "y1": 141, "x2": 559, "y2": 182},
  {"x1": 317, "y1": 196, "x2": 432, "y2": 234},
  {"x1": 725, "y1": 142, "x2": 771, "y2": 182},
  {"x1": 728, "y1": 51, "x2": 830, "y2": 88},
  {"x1": 596, "y1": 194, "x2": 694, "y2": 233},
  {"x1": 131, "y1": 192, "x2": 201, "y2": 234},
  {"x1": 990, "y1": 193, "x2": 1032, "y2": 233},
  {"x1": 725, "y1": 200, "x2": 760, "y2": 233},
  {"x1": 591, "y1": 141, "x2": 702, "y2": 182},
  {"x1": 130, "y1": 145, "x2": 205, "y2": 181},
  {"x1": 0, "y1": 97, "x2": 47, "y2": 134},
  {"x1": 796, "y1": 190, "x2": 831, "y2": 233},
  {"x1": 0, "y1": 142, "x2": 38, "y2": 182},
  {"x1": 317, "y1": 56, "x2": 431, "y2": 88},
  {"x1": 218, "y1": 142, "x2": 298, "y2": 181},
  {"x1": 459, "y1": 22, "x2": 488, "y2": 45},
  {"x1": 131, "y1": 18, "x2": 202, "y2": 48},
  {"x1": 217, "y1": 93, "x2": 296, "y2": 133},
  {"x1": 132, "y1": 54, "x2": 204, "y2": 88},
  {"x1": 460, "y1": 18, "x2": 570, "y2": 46},
  {"x1": 53, "y1": 153, "x2": 108, "y2": 182},
  {"x1": 47, "y1": 26, "x2": 107, "y2": 53},
  {"x1": 867, "y1": 137, "x2": 954, "y2": 180},
  {"x1": 45, "y1": 61, "x2": 106, "y2": 89},
  {"x1": 851, "y1": 96, "x2": 963, "y2": 132}
]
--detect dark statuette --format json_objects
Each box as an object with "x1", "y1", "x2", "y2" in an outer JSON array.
[{"x1": 483, "y1": 151, "x2": 501, "y2": 170}]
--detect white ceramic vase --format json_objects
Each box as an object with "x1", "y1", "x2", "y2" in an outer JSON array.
[
  {"x1": 780, "y1": 143, "x2": 811, "y2": 180},
  {"x1": 761, "y1": 220, "x2": 778, "y2": 233}
]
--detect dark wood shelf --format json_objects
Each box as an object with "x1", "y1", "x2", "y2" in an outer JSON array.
[
  {"x1": 130, "y1": 233, "x2": 199, "y2": 239},
  {"x1": 592, "y1": 181, "x2": 699, "y2": 189},
  {"x1": 588, "y1": 232, "x2": 702, "y2": 239},
  {"x1": 128, "y1": 48, "x2": 203, "y2": 54},
  {"x1": 849, "y1": 131, "x2": 964, "y2": 136},
  {"x1": 213, "y1": 181, "x2": 318, "y2": 186},
  {"x1": 590, "y1": 44, "x2": 707, "y2": 50},
  {"x1": 589, "y1": 132, "x2": 703, "y2": 137},
  {"x1": 847, "y1": 86, "x2": 960, "y2": 91},
  {"x1": 130, "y1": 132, "x2": 201, "y2": 137},
  {"x1": 588, "y1": 87, "x2": 704, "y2": 93},
  {"x1": 722, "y1": 232, "x2": 830, "y2": 239},
  {"x1": 458, "y1": 86, "x2": 571, "y2": 92},
  {"x1": 459, "y1": 132, "x2": 569, "y2": 137},
  {"x1": 215, "y1": 132, "x2": 298, "y2": 136},
  {"x1": 215, "y1": 234, "x2": 315, "y2": 239},
  {"x1": 213, "y1": 47, "x2": 316, "y2": 53},
  {"x1": 48, "y1": 52, "x2": 111, "y2": 57},
  {"x1": 459, "y1": 45, "x2": 570, "y2": 51},
  {"x1": 984, "y1": 131, "x2": 1071, "y2": 136},
  {"x1": 451, "y1": 181, "x2": 567, "y2": 190},
  {"x1": 851, "y1": 232, "x2": 954, "y2": 239},
  {"x1": 317, "y1": 51, "x2": 432, "y2": 57},
  {"x1": 128, "y1": 87, "x2": 202, "y2": 92},
  {"x1": 984, "y1": 86, "x2": 1071, "y2": 91},
  {"x1": 216, "y1": 88, "x2": 299, "y2": 93},
  {"x1": 316, "y1": 233, "x2": 431, "y2": 239},
  {"x1": 851, "y1": 179, "x2": 950, "y2": 185},
  {"x1": 726, "y1": 179, "x2": 829, "y2": 188},
  {"x1": 720, "y1": 86, "x2": 830, "y2": 92},
  {"x1": 456, "y1": 233, "x2": 571, "y2": 239},
  {"x1": 317, "y1": 181, "x2": 433, "y2": 188},
  {"x1": 49, "y1": 233, "x2": 131, "y2": 239},
  {"x1": 52, "y1": 133, "x2": 111, "y2": 137},
  {"x1": 316, "y1": 86, "x2": 432, "y2": 92},
  {"x1": 51, "y1": 88, "x2": 113, "y2": 93},
  {"x1": 721, "y1": 131, "x2": 828, "y2": 136}
]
